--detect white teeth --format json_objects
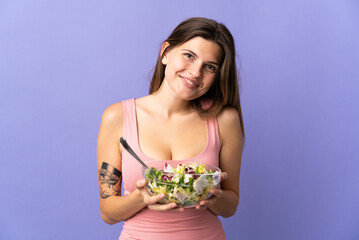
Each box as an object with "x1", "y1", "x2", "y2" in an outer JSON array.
[{"x1": 186, "y1": 79, "x2": 194, "y2": 85}]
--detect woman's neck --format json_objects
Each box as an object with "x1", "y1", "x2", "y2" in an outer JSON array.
[{"x1": 148, "y1": 80, "x2": 193, "y2": 119}]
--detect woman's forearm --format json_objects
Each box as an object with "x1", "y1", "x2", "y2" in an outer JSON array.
[
  {"x1": 100, "y1": 189, "x2": 146, "y2": 224},
  {"x1": 208, "y1": 190, "x2": 239, "y2": 218}
]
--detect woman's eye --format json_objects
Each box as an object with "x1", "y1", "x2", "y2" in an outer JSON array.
[
  {"x1": 206, "y1": 65, "x2": 216, "y2": 72},
  {"x1": 184, "y1": 53, "x2": 193, "y2": 59}
]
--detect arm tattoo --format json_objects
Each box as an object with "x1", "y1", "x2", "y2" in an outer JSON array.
[{"x1": 98, "y1": 162, "x2": 122, "y2": 199}]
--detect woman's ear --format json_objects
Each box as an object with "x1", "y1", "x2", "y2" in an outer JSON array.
[{"x1": 160, "y1": 42, "x2": 170, "y2": 65}]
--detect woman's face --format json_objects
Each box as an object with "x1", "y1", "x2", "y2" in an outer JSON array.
[{"x1": 161, "y1": 37, "x2": 223, "y2": 101}]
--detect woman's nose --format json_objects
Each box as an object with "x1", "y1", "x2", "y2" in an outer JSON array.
[{"x1": 189, "y1": 62, "x2": 202, "y2": 78}]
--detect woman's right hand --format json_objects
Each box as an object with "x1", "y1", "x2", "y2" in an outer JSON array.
[{"x1": 136, "y1": 179, "x2": 183, "y2": 211}]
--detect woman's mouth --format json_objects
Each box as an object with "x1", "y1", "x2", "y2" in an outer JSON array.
[{"x1": 180, "y1": 76, "x2": 199, "y2": 88}]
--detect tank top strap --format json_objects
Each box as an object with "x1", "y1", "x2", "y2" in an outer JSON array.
[
  {"x1": 122, "y1": 98, "x2": 138, "y2": 149},
  {"x1": 205, "y1": 117, "x2": 221, "y2": 155}
]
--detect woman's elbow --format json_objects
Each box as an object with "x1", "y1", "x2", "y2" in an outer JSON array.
[
  {"x1": 223, "y1": 195, "x2": 239, "y2": 218},
  {"x1": 222, "y1": 207, "x2": 238, "y2": 218},
  {"x1": 101, "y1": 212, "x2": 119, "y2": 225}
]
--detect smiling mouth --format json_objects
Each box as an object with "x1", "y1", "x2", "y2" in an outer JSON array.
[{"x1": 180, "y1": 76, "x2": 199, "y2": 87}]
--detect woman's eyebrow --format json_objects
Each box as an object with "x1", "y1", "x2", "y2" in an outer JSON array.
[{"x1": 183, "y1": 49, "x2": 219, "y2": 66}]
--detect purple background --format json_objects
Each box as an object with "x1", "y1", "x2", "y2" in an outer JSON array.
[{"x1": 1, "y1": 0, "x2": 358, "y2": 239}]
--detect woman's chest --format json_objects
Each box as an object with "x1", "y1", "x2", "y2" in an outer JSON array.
[{"x1": 137, "y1": 115, "x2": 208, "y2": 161}]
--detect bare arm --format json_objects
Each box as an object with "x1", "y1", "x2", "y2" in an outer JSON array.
[
  {"x1": 205, "y1": 107, "x2": 243, "y2": 217},
  {"x1": 97, "y1": 103, "x2": 177, "y2": 225},
  {"x1": 97, "y1": 103, "x2": 144, "y2": 224}
]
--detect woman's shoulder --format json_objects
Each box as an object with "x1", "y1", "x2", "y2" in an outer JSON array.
[
  {"x1": 100, "y1": 102, "x2": 124, "y2": 127},
  {"x1": 217, "y1": 106, "x2": 242, "y2": 143},
  {"x1": 217, "y1": 106, "x2": 240, "y2": 126}
]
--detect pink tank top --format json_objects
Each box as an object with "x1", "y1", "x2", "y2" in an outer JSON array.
[{"x1": 120, "y1": 98, "x2": 225, "y2": 240}]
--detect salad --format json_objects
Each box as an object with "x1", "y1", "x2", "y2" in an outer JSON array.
[{"x1": 144, "y1": 162, "x2": 221, "y2": 207}]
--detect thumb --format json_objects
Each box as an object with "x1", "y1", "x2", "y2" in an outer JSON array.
[
  {"x1": 136, "y1": 179, "x2": 147, "y2": 189},
  {"x1": 221, "y1": 172, "x2": 228, "y2": 182}
]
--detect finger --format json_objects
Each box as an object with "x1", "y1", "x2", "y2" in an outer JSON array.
[
  {"x1": 167, "y1": 207, "x2": 185, "y2": 212},
  {"x1": 196, "y1": 205, "x2": 204, "y2": 210},
  {"x1": 210, "y1": 188, "x2": 223, "y2": 198},
  {"x1": 195, "y1": 200, "x2": 209, "y2": 210},
  {"x1": 196, "y1": 202, "x2": 208, "y2": 210},
  {"x1": 148, "y1": 202, "x2": 178, "y2": 211},
  {"x1": 145, "y1": 193, "x2": 165, "y2": 205},
  {"x1": 220, "y1": 172, "x2": 228, "y2": 182},
  {"x1": 196, "y1": 197, "x2": 217, "y2": 210},
  {"x1": 177, "y1": 207, "x2": 185, "y2": 212},
  {"x1": 136, "y1": 179, "x2": 147, "y2": 189},
  {"x1": 201, "y1": 199, "x2": 214, "y2": 207}
]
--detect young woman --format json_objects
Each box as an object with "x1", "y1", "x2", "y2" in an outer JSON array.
[{"x1": 97, "y1": 17, "x2": 244, "y2": 239}]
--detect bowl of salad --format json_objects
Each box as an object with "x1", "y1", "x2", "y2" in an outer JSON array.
[{"x1": 142, "y1": 161, "x2": 221, "y2": 208}]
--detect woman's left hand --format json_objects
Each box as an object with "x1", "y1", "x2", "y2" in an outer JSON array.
[{"x1": 195, "y1": 172, "x2": 228, "y2": 210}]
